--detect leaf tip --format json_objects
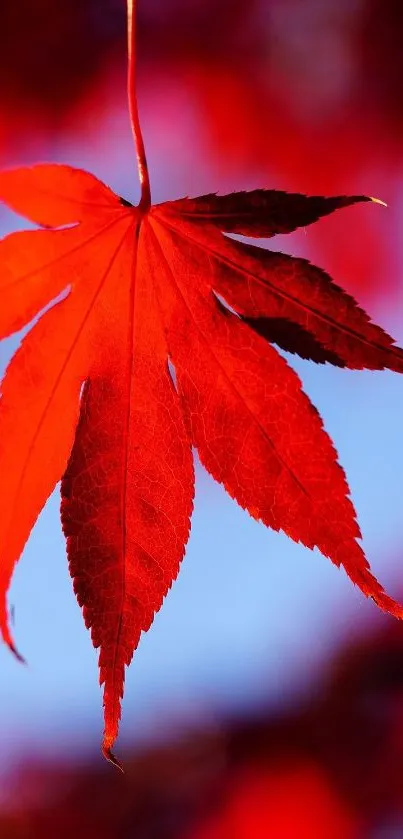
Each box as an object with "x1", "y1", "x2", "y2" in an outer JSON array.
[
  {"x1": 369, "y1": 196, "x2": 388, "y2": 207},
  {"x1": 1, "y1": 619, "x2": 26, "y2": 664},
  {"x1": 102, "y1": 743, "x2": 124, "y2": 773},
  {"x1": 9, "y1": 641, "x2": 27, "y2": 665}
]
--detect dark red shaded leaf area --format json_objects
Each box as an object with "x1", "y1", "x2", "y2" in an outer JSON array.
[
  {"x1": 0, "y1": 164, "x2": 402, "y2": 763},
  {"x1": 171, "y1": 191, "x2": 374, "y2": 238}
]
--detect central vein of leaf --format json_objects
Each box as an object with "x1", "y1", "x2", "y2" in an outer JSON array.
[{"x1": 110, "y1": 222, "x2": 140, "y2": 702}]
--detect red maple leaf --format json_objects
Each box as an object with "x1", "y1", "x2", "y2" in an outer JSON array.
[{"x1": 0, "y1": 1, "x2": 402, "y2": 769}]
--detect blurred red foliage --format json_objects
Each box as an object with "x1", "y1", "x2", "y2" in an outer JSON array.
[
  {"x1": 2, "y1": 0, "x2": 402, "y2": 137},
  {"x1": 186, "y1": 765, "x2": 360, "y2": 839},
  {"x1": 0, "y1": 1, "x2": 121, "y2": 117},
  {"x1": 3, "y1": 618, "x2": 403, "y2": 838},
  {"x1": 0, "y1": 1, "x2": 401, "y2": 301}
]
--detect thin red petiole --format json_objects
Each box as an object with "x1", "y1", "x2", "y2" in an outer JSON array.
[{"x1": 127, "y1": 0, "x2": 151, "y2": 210}]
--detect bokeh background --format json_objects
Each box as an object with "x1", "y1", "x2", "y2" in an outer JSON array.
[{"x1": 0, "y1": 1, "x2": 403, "y2": 836}]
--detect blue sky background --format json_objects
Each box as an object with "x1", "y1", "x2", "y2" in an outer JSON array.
[{"x1": 0, "y1": 91, "x2": 402, "y2": 773}]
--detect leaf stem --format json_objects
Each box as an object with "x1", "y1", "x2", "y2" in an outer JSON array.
[{"x1": 127, "y1": 0, "x2": 151, "y2": 209}]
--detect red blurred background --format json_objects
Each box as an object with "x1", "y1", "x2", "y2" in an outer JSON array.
[
  {"x1": 4, "y1": 621, "x2": 403, "y2": 837},
  {"x1": 1, "y1": 1, "x2": 403, "y2": 836},
  {"x1": 1, "y1": 0, "x2": 402, "y2": 300}
]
